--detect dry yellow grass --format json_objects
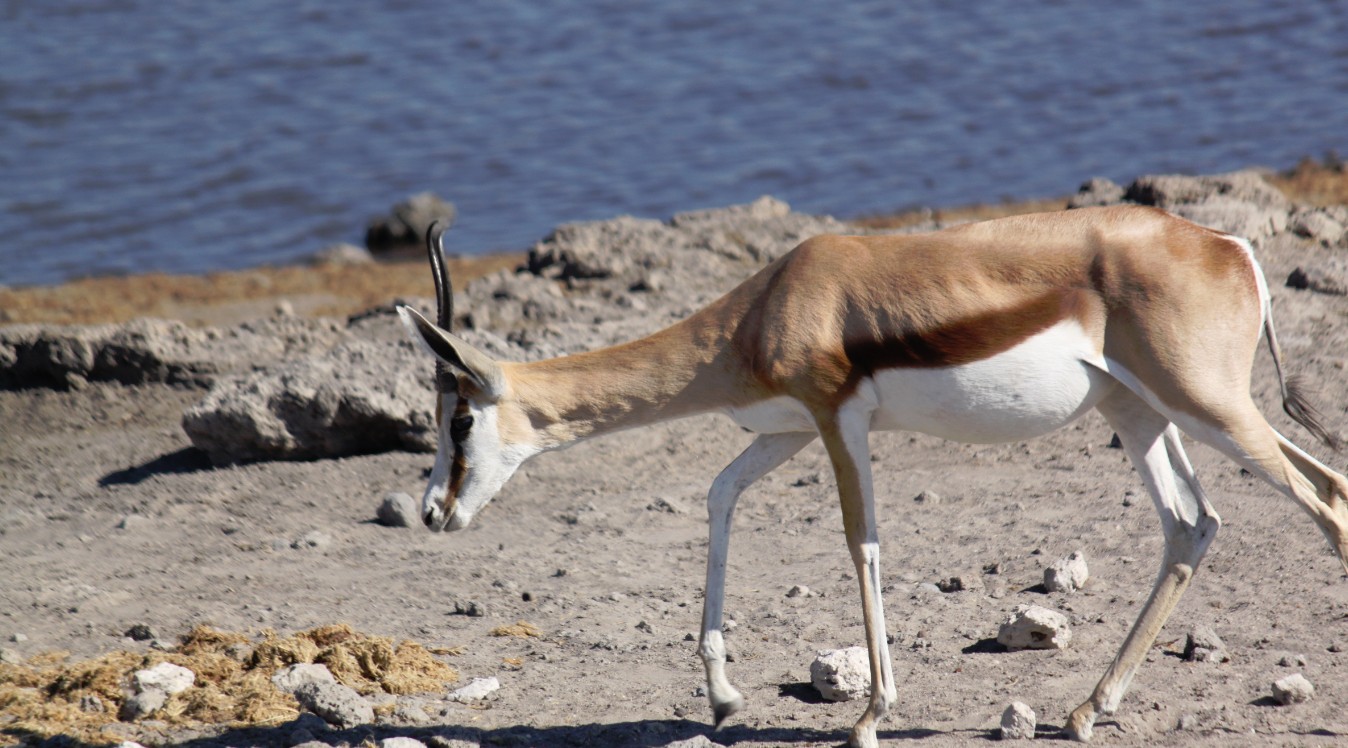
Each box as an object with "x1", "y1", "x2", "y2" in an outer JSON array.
[
  {"x1": 488, "y1": 621, "x2": 543, "y2": 639},
  {"x1": 0, "y1": 624, "x2": 458, "y2": 746}
]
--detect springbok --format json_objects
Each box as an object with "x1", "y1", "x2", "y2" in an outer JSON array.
[{"x1": 397, "y1": 206, "x2": 1347, "y2": 746}]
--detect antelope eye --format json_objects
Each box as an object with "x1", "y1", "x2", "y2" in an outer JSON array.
[{"x1": 450, "y1": 415, "x2": 474, "y2": 441}]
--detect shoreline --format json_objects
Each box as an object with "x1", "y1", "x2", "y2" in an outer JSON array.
[{"x1": 1, "y1": 158, "x2": 1343, "y2": 329}]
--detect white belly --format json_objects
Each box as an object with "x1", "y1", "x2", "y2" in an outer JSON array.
[
  {"x1": 868, "y1": 319, "x2": 1111, "y2": 443},
  {"x1": 725, "y1": 320, "x2": 1113, "y2": 444}
]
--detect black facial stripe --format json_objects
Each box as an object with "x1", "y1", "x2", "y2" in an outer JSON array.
[{"x1": 443, "y1": 397, "x2": 470, "y2": 512}]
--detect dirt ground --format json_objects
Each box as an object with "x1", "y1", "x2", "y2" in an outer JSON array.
[{"x1": 3, "y1": 164, "x2": 1348, "y2": 747}]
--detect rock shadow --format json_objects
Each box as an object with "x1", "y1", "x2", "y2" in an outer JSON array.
[
  {"x1": 960, "y1": 637, "x2": 1008, "y2": 654},
  {"x1": 99, "y1": 447, "x2": 213, "y2": 487}
]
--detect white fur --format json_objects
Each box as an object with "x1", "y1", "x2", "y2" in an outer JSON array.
[
  {"x1": 725, "y1": 320, "x2": 1111, "y2": 443},
  {"x1": 870, "y1": 319, "x2": 1110, "y2": 441}
]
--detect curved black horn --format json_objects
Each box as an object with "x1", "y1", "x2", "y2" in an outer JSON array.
[
  {"x1": 426, "y1": 220, "x2": 453, "y2": 332},
  {"x1": 425, "y1": 220, "x2": 457, "y2": 393}
]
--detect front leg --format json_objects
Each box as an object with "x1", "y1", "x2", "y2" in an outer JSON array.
[
  {"x1": 818, "y1": 405, "x2": 895, "y2": 748},
  {"x1": 699, "y1": 431, "x2": 815, "y2": 725}
]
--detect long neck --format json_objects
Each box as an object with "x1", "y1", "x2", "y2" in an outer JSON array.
[{"x1": 506, "y1": 312, "x2": 745, "y2": 448}]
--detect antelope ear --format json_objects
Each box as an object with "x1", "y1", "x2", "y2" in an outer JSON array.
[{"x1": 397, "y1": 305, "x2": 505, "y2": 400}]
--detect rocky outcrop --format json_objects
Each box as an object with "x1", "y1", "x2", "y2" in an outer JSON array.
[
  {"x1": 181, "y1": 338, "x2": 437, "y2": 465},
  {"x1": 1069, "y1": 169, "x2": 1348, "y2": 248},
  {"x1": 0, "y1": 316, "x2": 344, "y2": 390}
]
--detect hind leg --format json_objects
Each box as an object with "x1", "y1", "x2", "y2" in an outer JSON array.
[
  {"x1": 1268, "y1": 432, "x2": 1348, "y2": 572},
  {"x1": 1176, "y1": 418, "x2": 1348, "y2": 573},
  {"x1": 1064, "y1": 387, "x2": 1221, "y2": 741}
]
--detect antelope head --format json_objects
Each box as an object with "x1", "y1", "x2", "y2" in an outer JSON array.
[{"x1": 397, "y1": 223, "x2": 541, "y2": 531}]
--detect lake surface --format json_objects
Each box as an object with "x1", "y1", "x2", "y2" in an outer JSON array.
[{"x1": 2, "y1": 0, "x2": 1345, "y2": 287}]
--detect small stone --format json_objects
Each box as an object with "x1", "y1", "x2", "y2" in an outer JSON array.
[
  {"x1": 1278, "y1": 654, "x2": 1307, "y2": 668},
  {"x1": 1271, "y1": 673, "x2": 1314, "y2": 705},
  {"x1": 997, "y1": 605, "x2": 1072, "y2": 650},
  {"x1": 80, "y1": 694, "x2": 106, "y2": 713},
  {"x1": 294, "y1": 680, "x2": 374, "y2": 728},
  {"x1": 452, "y1": 600, "x2": 486, "y2": 617},
  {"x1": 119, "y1": 689, "x2": 168, "y2": 721},
  {"x1": 11, "y1": 633, "x2": 28, "y2": 643},
  {"x1": 999, "y1": 701, "x2": 1036, "y2": 740},
  {"x1": 393, "y1": 702, "x2": 430, "y2": 724},
  {"x1": 133, "y1": 662, "x2": 195, "y2": 695},
  {"x1": 1183, "y1": 626, "x2": 1230, "y2": 663},
  {"x1": 291, "y1": 530, "x2": 332, "y2": 550},
  {"x1": 810, "y1": 646, "x2": 871, "y2": 702},
  {"x1": 635, "y1": 620, "x2": 655, "y2": 634},
  {"x1": 450, "y1": 676, "x2": 501, "y2": 702},
  {"x1": 116, "y1": 514, "x2": 152, "y2": 531},
  {"x1": 1044, "y1": 551, "x2": 1089, "y2": 593},
  {"x1": 786, "y1": 585, "x2": 811, "y2": 598},
  {"x1": 1177, "y1": 713, "x2": 1200, "y2": 731},
  {"x1": 914, "y1": 490, "x2": 942, "y2": 505},
  {"x1": 124, "y1": 624, "x2": 158, "y2": 641},
  {"x1": 0, "y1": 648, "x2": 20, "y2": 664},
  {"x1": 377, "y1": 492, "x2": 421, "y2": 528},
  {"x1": 936, "y1": 576, "x2": 967, "y2": 593},
  {"x1": 272, "y1": 663, "x2": 337, "y2": 693},
  {"x1": 380, "y1": 738, "x2": 429, "y2": 748},
  {"x1": 646, "y1": 497, "x2": 683, "y2": 514}
]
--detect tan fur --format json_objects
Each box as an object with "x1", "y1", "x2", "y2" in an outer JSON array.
[{"x1": 503, "y1": 206, "x2": 1265, "y2": 424}]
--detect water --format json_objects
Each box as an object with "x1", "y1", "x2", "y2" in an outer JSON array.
[{"x1": 2, "y1": 0, "x2": 1345, "y2": 287}]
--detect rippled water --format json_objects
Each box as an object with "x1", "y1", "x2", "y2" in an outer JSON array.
[{"x1": 1, "y1": 0, "x2": 1345, "y2": 287}]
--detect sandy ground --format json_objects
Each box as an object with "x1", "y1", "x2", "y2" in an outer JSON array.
[{"x1": 3, "y1": 164, "x2": 1348, "y2": 747}]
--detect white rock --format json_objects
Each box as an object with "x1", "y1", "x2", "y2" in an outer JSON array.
[
  {"x1": 380, "y1": 738, "x2": 428, "y2": 748},
  {"x1": 1043, "y1": 551, "x2": 1089, "y2": 593},
  {"x1": 997, "y1": 605, "x2": 1072, "y2": 650},
  {"x1": 1183, "y1": 625, "x2": 1230, "y2": 663},
  {"x1": 810, "y1": 646, "x2": 870, "y2": 702},
  {"x1": 133, "y1": 662, "x2": 195, "y2": 695},
  {"x1": 294, "y1": 680, "x2": 374, "y2": 728},
  {"x1": 450, "y1": 676, "x2": 501, "y2": 702},
  {"x1": 118, "y1": 688, "x2": 167, "y2": 720},
  {"x1": 271, "y1": 663, "x2": 336, "y2": 693},
  {"x1": 1272, "y1": 673, "x2": 1315, "y2": 705},
  {"x1": 377, "y1": 492, "x2": 421, "y2": 528},
  {"x1": 999, "y1": 701, "x2": 1036, "y2": 740}
]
